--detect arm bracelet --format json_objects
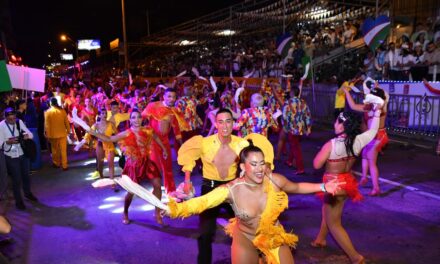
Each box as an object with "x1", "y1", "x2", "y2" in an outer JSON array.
[{"x1": 320, "y1": 183, "x2": 327, "y2": 193}]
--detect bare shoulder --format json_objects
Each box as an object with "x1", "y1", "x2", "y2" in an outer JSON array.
[{"x1": 269, "y1": 172, "x2": 287, "y2": 184}]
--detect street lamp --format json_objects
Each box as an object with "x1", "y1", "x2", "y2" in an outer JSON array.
[{"x1": 60, "y1": 34, "x2": 78, "y2": 61}]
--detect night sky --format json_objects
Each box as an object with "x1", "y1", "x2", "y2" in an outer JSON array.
[{"x1": 8, "y1": 0, "x2": 241, "y2": 68}]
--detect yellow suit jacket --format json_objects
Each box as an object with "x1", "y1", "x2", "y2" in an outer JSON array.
[{"x1": 44, "y1": 107, "x2": 70, "y2": 139}]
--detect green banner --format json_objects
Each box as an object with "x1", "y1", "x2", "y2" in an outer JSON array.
[{"x1": 0, "y1": 60, "x2": 12, "y2": 92}]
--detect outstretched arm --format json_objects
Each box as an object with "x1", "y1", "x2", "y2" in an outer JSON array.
[
  {"x1": 272, "y1": 173, "x2": 341, "y2": 195},
  {"x1": 166, "y1": 186, "x2": 229, "y2": 218},
  {"x1": 90, "y1": 129, "x2": 129, "y2": 143}
]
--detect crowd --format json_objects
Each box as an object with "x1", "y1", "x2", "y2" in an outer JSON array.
[
  {"x1": 0, "y1": 63, "x2": 391, "y2": 263},
  {"x1": 1, "y1": 14, "x2": 439, "y2": 264}
]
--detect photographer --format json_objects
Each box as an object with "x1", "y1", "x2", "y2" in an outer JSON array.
[{"x1": 0, "y1": 108, "x2": 38, "y2": 210}]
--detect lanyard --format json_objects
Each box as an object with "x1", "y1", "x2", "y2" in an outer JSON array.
[{"x1": 6, "y1": 122, "x2": 15, "y2": 137}]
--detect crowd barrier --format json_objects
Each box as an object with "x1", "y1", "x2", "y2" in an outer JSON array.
[{"x1": 139, "y1": 76, "x2": 440, "y2": 143}]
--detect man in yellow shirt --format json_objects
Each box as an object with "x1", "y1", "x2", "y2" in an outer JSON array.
[
  {"x1": 107, "y1": 101, "x2": 130, "y2": 131},
  {"x1": 334, "y1": 76, "x2": 361, "y2": 119},
  {"x1": 44, "y1": 98, "x2": 70, "y2": 170},
  {"x1": 178, "y1": 108, "x2": 274, "y2": 264},
  {"x1": 178, "y1": 108, "x2": 247, "y2": 264}
]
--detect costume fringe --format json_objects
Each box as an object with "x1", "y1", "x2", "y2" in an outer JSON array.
[{"x1": 224, "y1": 179, "x2": 298, "y2": 264}]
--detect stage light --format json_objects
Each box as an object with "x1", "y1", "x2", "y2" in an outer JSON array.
[
  {"x1": 214, "y1": 29, "x2": 236, "y2": 36},
  {"x1": 104, "y1": 196, "x2": 123, "y2": 202},
  {"x1": 99, "y1": 204, "x2": 116, "y2": 210},
  {"x1": 111, "y1": 207, "x2": 124, "y2": 214}
]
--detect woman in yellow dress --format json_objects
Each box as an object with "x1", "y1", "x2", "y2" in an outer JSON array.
[
  {"x1": 164, "y1": 142, "x2": 342, "y2": 264},
  {"x1": 85, "y1": 110, "x2": 117, "y2": 184}
]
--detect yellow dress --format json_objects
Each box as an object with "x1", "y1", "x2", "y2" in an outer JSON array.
[
  {"x1": 168, "y1": 177, "x2": 297, "y2": 264},
  {"x1": 85, "y1": 122, "x2": 116, "y2": 156}
]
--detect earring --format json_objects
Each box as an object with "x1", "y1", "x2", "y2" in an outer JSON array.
[{"x1": 239, "y1": 170, "x2": 245, "y2": 178}]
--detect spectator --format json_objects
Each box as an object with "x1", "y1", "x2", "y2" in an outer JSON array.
[
  {"x1": 424, "y1": 41, "x2": 440, "y2": 81},
  {"x1": 410, "y1": 42, "x2": 428, "y2": 81},
  {"x1": 0, "y1": 108, "x2": 38, "y2": 210}
]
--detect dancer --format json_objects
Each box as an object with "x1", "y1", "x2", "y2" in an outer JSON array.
[
  {"x1": 343, "y1": 84, "x2": 388, "y2": 195},
  {"x1": 281, "y1": 87, "x2": 312, "y2": 174},
  {"x1": 234, "y1": 93, "x2": 278, "y2": 137},
  {"x1": 90, "y1": 110, "x2": 168, "y2": 225},
  {"x1": 311, "y1": 105, "x2": 382, "y2": 264},
  {"x1": 142, "y1": 88, "x2": 188, "y2": 193},
  {"x1": 168, "y1": 142, "x2": 342, "y2": 264},
  {"x1": 83, "y1": 110, "x2": 117, "y2": 188},
  {"x1": 178, "y1": 108, "x2": 249, "y2": 264}
]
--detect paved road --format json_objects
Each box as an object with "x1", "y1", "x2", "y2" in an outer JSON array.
[{"x1": 1, "y1": 129, "x2": 439, "y2": 264}]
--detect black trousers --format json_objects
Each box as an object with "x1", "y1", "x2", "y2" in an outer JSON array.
[
  {"x1": 197, "y1": 178, "x2": 234, "y2": 264},
  {"x1": 0, "y1": 152, "x2": 8, "y2": 200},
  {"x1": 5, "y1": 155, "x2": 31, "y2": 205}
]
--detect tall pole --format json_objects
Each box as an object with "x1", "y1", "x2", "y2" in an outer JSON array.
[
  {"x1": 375, "y1": 0, "x2": 379, "y2": 18},
  {"x1": 121, "y1": 0, "x2": 128, "y2": 72},
  {"x1": 283, "y1": 0, "x2": 286, "y2": 34},
  {"x1": 146, "y1": 9, "x2": 150, "y2": 36},
  {"x1": 1, "y1": 31, "x2": 8, "y2": 63}
]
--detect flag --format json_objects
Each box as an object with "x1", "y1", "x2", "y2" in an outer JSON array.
[
  {"x1": 276, "y1": 33, "x2": 293, "y2": 59},
  {"x1": 0, "y1": 60, "x2": 12, "y2": 92},
  {"x1": 301, "y1": 56, "x2": 312, "y2": 79},
  {"x1": 362, "y1": 15, "x2": 390, "y2": 52}
]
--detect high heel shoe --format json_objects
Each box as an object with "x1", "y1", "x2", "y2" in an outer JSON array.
[
  {"x1": 368, "y1": 189, "x2": 381, "y2": 196},
  {"x1": 359, "y1": 177, "x2": 368, "y2": 186},
  {"x1": 310, "y1": 240, "x2": 327, "y2": 248},
  {"x1": 352, "y1": 255, "x2": 365, "y2": 264},
  {"x1": 122, "y1": 215, "x2": 130, "y2": 225},
  {"x1": 155, "y1": 209, "x2": 168, "y2": 227}
]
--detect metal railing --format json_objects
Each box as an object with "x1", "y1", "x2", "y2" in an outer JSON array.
[{"x1": 302, "y1": 88, "x2": 440, "y2": 143}]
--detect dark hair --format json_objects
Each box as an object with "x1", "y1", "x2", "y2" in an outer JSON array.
[
  {"x1": 370, "y1": 87, "x2": 386, "y2": 100},
  {"x1": 15, "y1": 99, "x2": 26, "y2": 109},
  {"x1": 236, "y1": 140, "x2": 264, "y2": 177},
  {"x1": 337, "y1": 111, "x2": 362, "y2": 157},
  {"x1": 110, "y1": 101, "x2": 119, "y2": 107},
  {"x1": 215, "y1": 108, "x2": 233, "y2": 118},
  {"x1": 97, "y1": 108, "x2": 107, "y2": 116},
  {"x1": 164, "y1": 88, "x2": 176, "y2": 95},
  {"x1": 130, "y1": 109, "x2": 141, "y2": 118}
]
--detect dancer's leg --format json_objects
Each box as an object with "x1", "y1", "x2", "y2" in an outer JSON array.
[
  {"x1": 150, "y1": 177, "x2": 164, "y2": 225},
  {"x1": 107, "y1": 152, "x2": 115, "y2": 179},
  {"x1": 311, "y1": 205, "x2": 329, "y2": 247},
  {"x1": 278, "y1": 245, "x2": 294, "y2": 264},
  {"x1": 231, "y1": 229, "x2": 259, "y2": 264},
  {"x1": 276, "y1": 129, "x2": 286, "y2": 161},
  {"x1": 96, "y1": 145, "x2": 104, "y2": 178},
  {"x1": 123, "y1": 192, "x2": 134, "y2": 224},
  {"x1": 324, "y1": 196, "x2": 364, "y2": 263},
  {"x1": 366, "y1": 144, "x2": 380, "y2": 195}
]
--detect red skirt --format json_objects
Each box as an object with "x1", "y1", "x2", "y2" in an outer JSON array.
[
  {"x1": 122, "y1": 157, "x2": 160, "y2": 183},
  {"x1": 318, "y1": 172, "x2": 363, "y2": 202},
  {"x1": 374, "y1": 128, "x2": 389, "y2": 152}
]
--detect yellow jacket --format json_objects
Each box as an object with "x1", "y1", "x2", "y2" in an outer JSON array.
[
  {"x1": 178, "y1": 134, "x2": 249, "y2": 181},
  {"x1": 107, "y1": 111, "x2": 130, "y2": 128},
  {"x1": 44, "y1": 107, "x2": 70, "y2": 139}
]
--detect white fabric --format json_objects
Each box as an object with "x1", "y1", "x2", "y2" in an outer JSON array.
[
  {"x1": 329, "y1": 115, "x2": 380, "y2": 160},
  {"x1": 115, "y1": 175, "x2": 168, "y2": 210}
]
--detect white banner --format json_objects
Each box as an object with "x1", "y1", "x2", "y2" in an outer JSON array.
[{"x1": 6, "y1": 65, "x2": 46, "y2": 92}]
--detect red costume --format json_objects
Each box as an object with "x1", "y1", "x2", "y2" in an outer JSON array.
[
  {"x1": 142, "y1": 101, "x2": 188, "y2": 193},
  {"x1": 318, "y1": 172, "x2": 362, "y2": 202},
  {"x1": 119, "y1": 128, "x2": 160, "y2": 183}
]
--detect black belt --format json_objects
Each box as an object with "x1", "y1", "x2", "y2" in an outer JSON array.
[{"x1": 202, "y1": 178, "x2": 233, "y2": 188}]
